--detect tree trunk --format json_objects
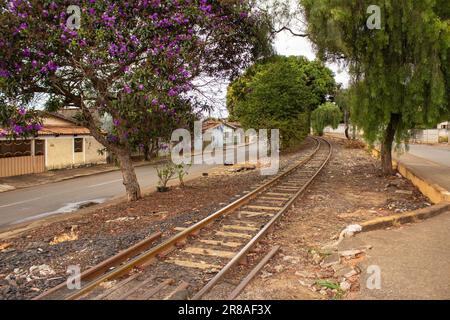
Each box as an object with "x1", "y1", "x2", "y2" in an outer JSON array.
[
  {"x1": 345, "y1": 126, "x2": 350, "y2": 140},
  {"x1": 381, "y1": 113, "x2": 401, "y2": 176},
  {"x1": 115, "y1": 149, "x2": 141, "y2": 201},
  {"x1": 344, "y1": 109, "x2": 351, "y2": 140},
  {"x1": 143, "y1": 144, "x2": 150, "y2": 161}
]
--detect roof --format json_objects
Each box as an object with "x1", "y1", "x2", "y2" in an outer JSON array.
[
  {"x1": 40, "y1": 111, "x2": 79, "y2": 125},
  {"x1": 202, "y1": 120, "x2": 241, "y2": 133},
  {"x1": 202, "y1": 120, "x2": 222, "y2": 132},
  {"x1": 0, "y1": 111, "x2": 92, "y2": 137},
  {"x1": 38, "y1": 126, "x2": 91, "y2": 136}
]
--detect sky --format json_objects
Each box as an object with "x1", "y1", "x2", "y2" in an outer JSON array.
[
  {"x1": 208, "y1": 31, "x2": 350, "y2": 118},
  {"x1": 274, "y1": 30, "x2": 351, "y2": 87}
]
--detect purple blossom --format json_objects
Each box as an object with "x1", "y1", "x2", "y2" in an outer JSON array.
[
  {"x1": 123, "y1": 85, "x2": 132, "y2": 94},
  {"x1": 168, "y1": 88, "x2": 177, "y2": 97}
]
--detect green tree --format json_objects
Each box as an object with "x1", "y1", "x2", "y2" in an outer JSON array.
[
  {"x1": 311, "y1": 102, "x2": 343, "y2": 136},
  {"x1": 227, "y1": 55, "x2": 336, "y2": 148},
  {"x1": 301, "y1": 0, "x2": 450, "y2": 174}
]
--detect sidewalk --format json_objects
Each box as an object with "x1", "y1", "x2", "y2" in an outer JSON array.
[
  {"x1": 0, "y1": 160, "x2": 161, "y2": 193},
  {"x1": 326, "y1": 133, "x2": 450, "y2": 299},
  {"x1": 339, "y1": 210, "x2": 450, "y2": 299},
  {"x1": 394, "y1": 152, "x2": 450, "y2": 193}
]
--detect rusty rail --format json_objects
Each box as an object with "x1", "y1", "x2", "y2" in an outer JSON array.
[
  {"x1": 37, "y1": 137, "x2": 325, "y2": 300},
  {"x1": 227, "y1": 246, "x2": 281, "y2": 300},
  {"x1": 34, "y1": 231, "x2": 162, "y2": 300},
  {"x1": 193, "y1": 137, "x2": 332, "y2": 299}
]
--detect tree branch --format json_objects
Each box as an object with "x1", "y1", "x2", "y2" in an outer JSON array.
[{"x1": 272, "y1": 26, "x2": 309, "y2": 37}]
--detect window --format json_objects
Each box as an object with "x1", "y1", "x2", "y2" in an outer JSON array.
[
  {"x1": 74, "y1": 138, "x2": 83, "y2": 153},
  {"x1": 0, "y1": 140, "x2": 32, "y2": 158},
  {"x1": 34, "y1": 140, "x2": 45, "y2": 156}
]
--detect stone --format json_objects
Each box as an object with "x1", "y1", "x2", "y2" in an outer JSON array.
[
  {"x1": 344, "y1": 269, "x2": 359, "y2": 279},
  {"x1": 25, "y1": 242, "x2": 47, "y2": 250},
  {"x1": 340, "y1": 280, "x2": 352, "y2": 291},
  {"x1": 338, "y1": 249, "x2": 363, "y2": 258},
  {"x1": 299, "y1": 279, "x2": 316, "y2": 287},
  {"x1": 28, "y1": 264, "x2": 55, "y2": 279},
  {"x1": 312, "y1": 253, "x2": 322, "y2": 264},
  {"x1": 274, "y1": 265, "x2": 284, "y2": 273},
  {"x1": 0, "y1": 184, "x2": 15, "y2": 192},
  {"x1": 321, "y1": 253, "x2": 341, "y2": 268},
  {"x1": 0, "y1": 243, "x2": 12, "y2": 251},
  {"x1": 295, "y1": 270, "x2": 316, "y2": 278},
  {"x1": 395, "y1": 190, "x2": 413, "y2": 195},
  {"x1": 260, "y1": 271, "x2": 273, "y2": 279},
  {"x1": 282, "y1": 255, "x2": 300, "y2": 264},
  {"x1": 333, "y1": 265, "x2": 355, "y2": 278}
]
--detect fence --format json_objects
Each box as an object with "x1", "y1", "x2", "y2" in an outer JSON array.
[
  {"x1": 0, "y1": 155, "x2": 45, "y2": 178},
  {"x1": 410, "y1": 129, "x2": 449, "y2": 144}
]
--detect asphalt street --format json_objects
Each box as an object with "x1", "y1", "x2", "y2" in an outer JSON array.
[
  {"x1": 403, "y1": 144, "x2": 450, "y2": 168},
  {"x1": 0, "y1": 145, "x2": 257, "y2": 228}
]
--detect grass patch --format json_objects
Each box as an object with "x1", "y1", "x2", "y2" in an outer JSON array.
[{"x1": 315, "y1": 280, "x2": 345, "y2": 300}]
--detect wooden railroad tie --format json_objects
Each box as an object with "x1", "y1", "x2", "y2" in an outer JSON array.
[
  {"x1": 165, "y1": 259, "x2": 221, "y2": 270},
  {"x1": 183, "y1": 247, "x2": 235, "y2": 258},
  {"x1": 246, "y1": 205, "x2": 283, "y2": 211},
  {"x1": 238, "y1": 211, "x2": 275, "y2": 218},
  {"x1": 222, "y1": 225, "x2": 259, "y2": 232},
  {"x1": 198, "y1": 239, "x2": 242, "y2": 248},
  {"x1": 215, "y1": 231, "x2": 253, "y2": 239}
]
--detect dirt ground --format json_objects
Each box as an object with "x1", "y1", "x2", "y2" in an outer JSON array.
[
  {"x1": 236, "y1": 137, "x2": 430, "y2": 300},
  {"x1": 0, "y1": 140, "x2": 315, "y2": 300},
  {"x1": 0, "y1": 137, "x2": 431, "y2": 300}
]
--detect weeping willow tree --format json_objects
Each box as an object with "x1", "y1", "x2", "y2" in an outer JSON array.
[
  {"x1": 301, "y1": 0, "x2": 450, "y2": 174},
  {"x1": 311, "y1": 102, "x2": 343, "y2": 136}
]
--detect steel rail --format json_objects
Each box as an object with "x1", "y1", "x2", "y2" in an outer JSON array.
[
  {"x1": 33, "y1": 232, "x2": 162, "y2": 300},
  {"x1": 38, "y1": 137, "x2": 322, "y2": 300},
  {"x1": 192, "y1": 137, "x2": 332, "y2": 300}
]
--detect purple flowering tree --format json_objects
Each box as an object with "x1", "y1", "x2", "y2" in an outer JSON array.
[
  {"x1": 0, "y1": 0, "x2": 270, "y2": 201},
  {"x1": 0, "y1": 104, "x2": 42, "y2": 138}
]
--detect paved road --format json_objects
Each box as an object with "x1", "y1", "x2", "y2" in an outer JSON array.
[
  {"x1": 402, "y1": 144, "x2": 450, "y2": 168},
  {"x1": 340, "y1": 211, "x2": 450, "y2": 300},
  {"x1": 0, "y1": 145, "x2": 257, "y2": 228}
]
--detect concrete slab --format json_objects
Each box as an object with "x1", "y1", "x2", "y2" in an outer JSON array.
[
  {"x1": 395, "y1": 152, "x2": 450, "y2": 193},
  {"x1": 339, "y1": 211, "x2": 450, "y2": 300}
]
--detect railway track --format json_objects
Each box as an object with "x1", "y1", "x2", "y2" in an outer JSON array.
[{"x1": 36, "y1": 137, "x2": 332, "y2": 300}]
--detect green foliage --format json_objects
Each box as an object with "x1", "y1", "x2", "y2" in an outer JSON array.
[
  {"x1": 227, "y1": 55, "x2": 336, "y2": 148},
  {"x1": 315, "y1": 280, "x2": 344, "y2": 299},
  {"x1": 176, "y1": 163, "x2": 191, "y2": 187},
  {"x1": 156, "y1": 163, "x2": 177, "y2": 189},
  {"x1": 301, "y1": 0, "x2": 450, "y2": 146},
  {"x1": 311, "y1": 102, "x2": 343, "y2": 136}
]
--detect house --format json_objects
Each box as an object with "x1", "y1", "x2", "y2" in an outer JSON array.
[
  {"x1": 438, "y1": 121, "x2": 449, "y2": 129},
  {"x1": 0, "y1": 113, "x2": 107, "y2": 178},
  {"x1": 201, "y1": 120, "x2": 244, "y2": 148}
]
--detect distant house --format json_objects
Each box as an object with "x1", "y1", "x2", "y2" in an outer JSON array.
[
  {"x1": 438, "y1": 122, "x2": 449, "y2": 129},
  {"x1": 201, "y1": 120, "x2": 244, "y2": 148},
  {"x1": 0, "y1": 113, "x2": 106, "y2": 178}
]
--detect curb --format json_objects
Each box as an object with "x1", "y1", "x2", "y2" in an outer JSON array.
[
  {"x1": 0, "y1": 160, "x2": 167, "y2": 194},
  {"x1": 393, "y1": 159, "x2": 450, "y2": 204},
  {"x1": 0, "y1": 144, "x2": 254, "y2": 193},
  {"x1": 359, "y1": 202, "x2": 450, "y2": 232}
]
